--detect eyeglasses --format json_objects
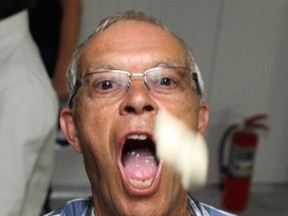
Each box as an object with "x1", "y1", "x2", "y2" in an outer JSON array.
[{"x1": 68, "y1": 66, "x2": 201, "y2": 108}]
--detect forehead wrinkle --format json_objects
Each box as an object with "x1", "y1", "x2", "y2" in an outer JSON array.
[
  {"x1": 81, "y1": 21, "x2": 188, "y2": 73},
  {"x1": 82, "y1": 48, "x2": 187, "y2": 73}
]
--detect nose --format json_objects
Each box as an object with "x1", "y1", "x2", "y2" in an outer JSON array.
[{"x1": 119, "y1": 79, "x2": 158, "y2": 115}]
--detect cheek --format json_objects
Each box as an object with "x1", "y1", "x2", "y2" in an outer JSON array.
[
  {"x1": 75, "y1": 97, "x2": 122, "y2": 145},
  {"x1": 76, "y1": 99, "x2": 115, "y2": 134},
  {"x1": 75, "y1": 105, "x2": 118, "y2": 185},
  {"x1": 158, "y1": 93, "x2": 199, "y2": 129},
  {"x1": 74, "y1": 103, "x2": 115, "y2": 162},
  {"x1": 182, "y1": 97, "x2": 199, "y2": 128}
]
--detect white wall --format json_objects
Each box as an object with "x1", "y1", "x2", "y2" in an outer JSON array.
[
  {"x1": 53, "y1": 0, "x2": 288, "y2": 187},
  {"x1": 207, "y1": 0, "x2": 288, "y2": 184}
]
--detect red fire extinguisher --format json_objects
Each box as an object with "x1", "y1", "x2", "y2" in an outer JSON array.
[{"x1": 219, "y1": 114, "x2": 268, "y2": 212}]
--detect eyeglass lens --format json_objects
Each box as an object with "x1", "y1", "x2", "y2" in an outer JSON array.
[{"x1": 82, "y1": 67, "x2": 192, "y2": 98}]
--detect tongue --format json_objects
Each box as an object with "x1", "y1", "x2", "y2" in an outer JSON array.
[{"x1": 122, "y1": 148, "x2": 158, "y2": 180}]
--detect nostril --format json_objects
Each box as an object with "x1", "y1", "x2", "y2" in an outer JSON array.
[
  {"x1": 125, "y1": 106, "x2": 136, "y2": 113},
  {"x1": 124, "y1": 105, "x2": 154, "y2": 114},
  {"x1": 144, "y1": 105, "x2": 154, "y2": 112}
]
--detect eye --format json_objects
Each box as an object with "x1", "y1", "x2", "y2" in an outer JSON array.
[
  {"x1": 87, "y1": 73, "x2": 125, "y2": 96},
  {"x1": 158, "y1": 77, "x2": 175, "y2": 86},
  {"x1": 153, "y1": 74, "x2": 178, "y2": 89},
  {"x1": 96, "y1": 80, "x2": 115, "y2": 90},
  {"x1": 147, "y1": 68, "x2": 180, "y2": 88},
  {"x1": 145, "y1": 67, "x2": 190, "y2": 94},
  {"x1": 92, "y1": 78, "x2": 123, "y2": 93}
]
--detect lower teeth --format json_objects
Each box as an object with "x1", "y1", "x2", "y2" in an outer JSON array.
[{"x1": 129, "y1": 177, "x2": 153, "y2": 188}]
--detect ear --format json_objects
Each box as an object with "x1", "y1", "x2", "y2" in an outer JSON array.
[
  {"x1": 60, "y1": 107, "x2": 82, "y2": 153},
  {"x1": 197, "y1": 102, "x2": 209, "y2": 136}
]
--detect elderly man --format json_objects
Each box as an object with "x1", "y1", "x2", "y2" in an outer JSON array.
[{"x1": 48, "y1": 11, "x2": 235, "y2": 216}]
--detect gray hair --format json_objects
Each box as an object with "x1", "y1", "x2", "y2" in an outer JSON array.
[{"x1": 67, "y1": 10, "x2": 206, "y2": 108}]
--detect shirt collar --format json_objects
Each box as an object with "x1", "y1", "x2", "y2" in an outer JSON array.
[{"x1": 89, "y1": 194, "x2": 207, "y2": 216}]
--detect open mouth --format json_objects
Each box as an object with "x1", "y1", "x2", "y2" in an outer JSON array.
[{"x1": 120, "y1": 134, "x2": 160, "y2": 190}]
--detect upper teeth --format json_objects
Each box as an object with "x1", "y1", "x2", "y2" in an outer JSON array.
[{"x1": 128, "y1": 134, "x2": 147, "y2": 140}]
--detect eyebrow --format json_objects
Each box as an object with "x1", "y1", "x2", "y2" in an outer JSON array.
[
  {"x1": 87, "y1": 63, "x2": 117, "y2": 71},
  {"x1": 86, "y1": 61, "x2": 188, "y2": 73}
]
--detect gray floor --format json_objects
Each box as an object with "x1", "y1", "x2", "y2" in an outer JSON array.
[{"x1": 50, "y1": 184, "x2": 288, "y2": 215}]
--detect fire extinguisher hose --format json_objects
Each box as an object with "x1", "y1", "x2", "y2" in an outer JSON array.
[{"x1": 218, "y1": 123, "x2": 240, "y2": 189}]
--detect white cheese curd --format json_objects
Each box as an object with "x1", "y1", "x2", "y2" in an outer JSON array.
[{"x1": 154, "y1": 110, "x2": 208, "y2": 189}]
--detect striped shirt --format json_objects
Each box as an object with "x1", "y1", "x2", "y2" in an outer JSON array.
[{"x1": 45, "y1": 195, "x2": 236, "y2": 216}]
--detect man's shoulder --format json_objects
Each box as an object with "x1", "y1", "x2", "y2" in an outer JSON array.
[
  {"x1": 199, "y1": 202, "x2": 237, "y2": 216},
  {"x1": 45, "y1": 197, "x2": 93, "y2": 216},
  {"x1": 188, "y1": 195, "x2": 236, "y2": 216}
]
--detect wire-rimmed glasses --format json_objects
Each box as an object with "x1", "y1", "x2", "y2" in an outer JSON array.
[{"x1": 68, "y1": 66, "x2": 201, "y2": 108}]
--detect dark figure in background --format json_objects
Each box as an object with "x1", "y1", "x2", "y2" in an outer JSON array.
[
  {"x1": 29, "y1": 0, "x2": 62, "y2": 78},
  {"x1": 29, "y1": 0, "x2": 82, "y2": 100},
  {"x1": 0, "y1": 0, "x2": 58, "y2": 215}
]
